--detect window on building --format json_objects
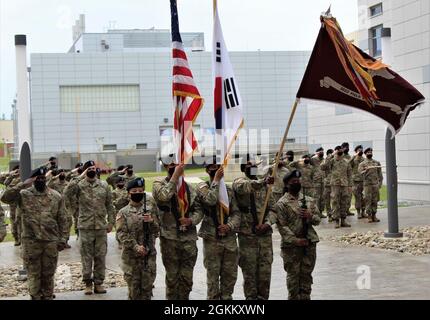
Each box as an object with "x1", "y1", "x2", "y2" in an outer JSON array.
[
  {"x1": 103, "y1": 144, "x2": 117, "y2": 151},
  {"x1": 136, "y1": 143, "x2": 147, "y2": 149},
  {"x1": 335, "y1": 106, "x2": 353, "y2": 115},
  {"x1": 60, "y1": 85, "x2": 140, "y2": 113},
  {"x1": 369, "y1": 25, "x2": 383, "y2": 57},
  {"x1": 369, "y1": 3, "x2": 383, "y2": 17},
  {"x1": 286, "y1": 138, "x2": 296, "y2": 143}
]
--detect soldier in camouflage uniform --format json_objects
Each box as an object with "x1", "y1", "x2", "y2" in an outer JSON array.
[
  {"x1": 321, "y1": 146, "x2": 352, "y2": 228},
  {"x1": 262, "y1": 153, "x2": 290, "y2": 204},
  {"x1": 64, "y1": 160, "x2": 115, "y2": 295},
  {"x1": 65, "y1": 164, "x2": 84, "y2": 236},
  {"x1": 283, "y1": 150, "x2": 295, "y2": 167},
  {"x1": 107, "y1": 165, "x2": 136, "y2": 190},
  {"x1": 341, "y1": 142, "x2": 354, "y2": 216},
  {"x1": 350, "y1": 145, "x2": 366, "y2": 219},
  {"x1": 196, "y1": 157, "x2": 241, "y2": 300},
  {"x1": 358, "y1": 148, "x2": 383, "y2": 223},
  {"x1": 1, "y1": 166, "x2": 21, "y2": 245},
  {"x1": 1, "y1": 167, "x2": 68, "y2": 300},
  {"x1": 112, "y1": 177, "x2": 129, "y2": 249},
  {"x1": 233, "y1": 155, "x2": 275, "y2": 300},
  {"x1": 322, "y1": 149, "x2": 334, "y2": 221},
  {"x1": 269, "y1": 170, "x2": 320, "y2": 300},
  {"x1": 152, "y1": 155, "x2": 203, "y2": 300},
  {"x1": 0, "y1": 201, "x2": 6, "y2": 242},
  {"x1": 288, "y1": 154, "x2": 315, "y2": 196},
  {"x1": 116, "y1": 178, "x2": 159, "y2": 300},
  {"x1": 311, "y1": 147, "x2": 325, "y2": 218}
]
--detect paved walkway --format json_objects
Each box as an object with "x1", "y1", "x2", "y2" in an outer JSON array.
[{"x1": 1, "y1": 205, "x2": 429, "y2": 300}]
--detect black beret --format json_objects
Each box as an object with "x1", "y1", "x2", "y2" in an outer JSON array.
[
  {"x1": 316, "y1": 147, "x2": 324, "y2": 152},
  {"x1": 334, "y1": 145, "x2": 342, "y2": 151},
  {"x1": 126, "y1": 164, "x2": 133, "y2": 169},
  {"x1": 341, "y1": 142, "x2": 349, "y2": 148},
  {"x1": 117, "y1": 165, "x2": 125, "y2": 171},
  {"x1": 127, "y1": 178, "x2": 145, "y2": 191},
  {"x1": 75, "y1": 162, "x2": 83, "y2": 168},
  {"x1": 286, "y1": 150, "x2": 294, "y2": 156},
  {"x1": 327, "y1": 149, "x2": 334, "y2": 155},
  {"x1": 283, "y1": 169, "x2": 301, "y2": 185},
  {"x1": 354, "y1": 145, "x2": 363, "y2": 152},
  {"x1": 31, "y1": 167, "x2": 47, "y2": 178},
  {"x1": 302, "y1": 154, "x2": 311, "y2": 159},
  {"x1": 49, "y1": 156, "x2": 57, "y2": 161},
  {"x1": 364, "y1": 148, "x2": 373, "y2": 154},
  {"x1": 83, "y1": 160, "x2": 95, "y2": 171},
  {"x1": 12, "y1": 165, "x2": 20, "y2": 171}
]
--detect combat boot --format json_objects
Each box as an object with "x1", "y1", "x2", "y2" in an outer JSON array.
[
  {"x1": 334, "y1": 219, "x2": 341, "y2": 229},
  {"x1": 357, "y1": 210, "x2": 363, "y2": 219},
  {"x1": 367, "y1": 215, "x2": 374, "y2": 223},
  {"x1": 328, "y1": 216, "x2": 333, "y2": 223},
  {"x1": 84, "y1": 282, "x2": 93, "y2": 295},
  {"x1": 372, "y1": 214, "x2": 380, "y2": 223},
  {"x1": 94, "y1": 284, "x2": 107, "y2": 294},
  {"x1": 340, "y1": 218, "x2": 351, "y2": 228}
]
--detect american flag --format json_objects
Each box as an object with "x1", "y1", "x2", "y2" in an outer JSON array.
[{"x1": 170, "y1": 0, "x2": 204, "y2": 216}]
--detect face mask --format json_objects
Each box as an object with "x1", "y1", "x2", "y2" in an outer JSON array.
[
  {"x1": 34, "y1": 180, "x2": 46, "y2": 192},
  {"x1": 287, "y1": 156, "x2": 294, "y2": 162},
  {"x1": 87, "y1": 170, "x2": 96, "y2": 179},
  {"x1": 130, "y1": 193, "x2": 144, "y2": 203},
  {"x1": 337, "y1": 151, "x2": 343, "y2": 156},
  {"x1": 318, "y1": 153, "x2": 324, "y2": 159},
  {"x1": 304, "y1": 159, "x2": 310, "y2": 165},
  {"x1": 208, "y1": 170, "x2": 217, "y2": 178},
  {"x1": 327, "y1": 153, "x2": 333, "y2": 157},
  {"x1": 366, "y1": 154, "x2": 373, "y2": 159},
  {"x1": 358, "y1": 151, "x2": 363, "y2": 156},
  {"x1": 288, "y1": 183, "x2": 301, "y2": 194},
  {"x1": 59, "y1": 174, "x2": 66, "y2": 181},
  {"x1": 50, "y1": 162, "x2": 56, "y2": 166},
  {"x1": 117, "y1": 184, "x2": 125, "y2": 189},
  {"x1": 77, "y1": 168, "x2": 83, "y2": 174},
  {"x1": 168, "y1": 166, "x2": 175, "y2": 176},
  {"x1": 127, "y1": 169, "x2": 133, "y2": 175},
  {"x1": 344, "y1": 149, "x2": 349, "y2": 154}
]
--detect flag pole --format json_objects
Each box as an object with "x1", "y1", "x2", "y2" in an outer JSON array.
[{"x1": 258, "y1": 97, "x2": 300, "y2": 225}]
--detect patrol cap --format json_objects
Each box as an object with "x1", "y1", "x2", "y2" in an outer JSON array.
[
  {"x1": 30, "y1": 167, "x2": 48, "y2": 178},
  {"x1": 315, "y1": 147, "x2": 324, "y2": 153},
  {"x1": 302, "y1": 154, "x2": 311, "y2": 159},
  {"x1": 341, "y1": 142, "x2": 349, "y2": 148},
  {"x1": 334, "y1": 145, "x2": 342, "y2": 151},
  {"x1": 354, "y1": 145, "x2": 363, "y2": 152},
  {"x1": 326, "y1": 149, "x2": 334, "y2": 155},
  {"x1": 75, "y1": 162, "x2": 83, "y2": 168},
  {"x1": 127, "y1": 177, "x2": 145, "y2": 191},
  {"x1": 364, "y1": 147, "x2": 373, "y2": 154},
  {"x1": 117, "y1": 165, "x2": 126, "y2": 171},
  {"x1": 286, "y1": 150, "x2": 294, "y2": 156},
  {"x1": 126, "y1": 164, "x2": 133, "y2": 169},
  {"x1": 283, "y1": 169, "x2": 301, "y2": 185},
  {"x1": 49, "y1": 156, "x2": 57, "y2": 161},
  {"x1": 83, "y1": 160, "x2": 96, "y2": 171}
]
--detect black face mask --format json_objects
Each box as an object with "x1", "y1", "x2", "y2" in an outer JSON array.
[
  {"x1": 245, "y1": 166, "x2": 258, "y2": 180},
  {"x1": 127, "y1": 169, "x2": 133, "y2": 175},
  {"x1": 50, "y1": 162, "x2": 56, "y2": 167},
  {"x1": 208, "y1": 170, "x2": 217, "y2": 178},
  {"x1": 77, "y1": 168, "x2": 83, "y2": 174},
  {"x1": 366, "y1": 154, "x2": 373, "y2": 159},
  {"x1": 304, "y1": 159, "x2": 310, "y2": 165},
  {"x1": 59, "y1": 174, "x2": 66, "y2": 181},
  {"x1": 287, "y1": 156, "x2": 294, "y2": 162},
  {"x1": 168, "y1": 166, "x2": 176, "y2": 176},
  {"x1": 87, "y1": 170, "x2": 96, "y2": 179},
  {"x1": 288, "y1": 183, "x2": 301, "y2": 194},
  {"x1": 130, "y1": 193, "x2": 144, "y2": 203},
  {"x1": 344, "y1": 149, "x2": 349, "y2": 154},
  {"x1": 117, "y1": 184, "x2": 125, "y2": 189},
  {"x1": 34, "y1": 180, "x2": 46, "y2": 192},
  {"x1": 337, "y1": 151, "x2": 343, "y2": 156},
  {"x1": 318, "y1": 153, "x2": 324, "y2": 159},
  {"x1": 358, "y1": 151, "x2": 363, "y2": 156}
]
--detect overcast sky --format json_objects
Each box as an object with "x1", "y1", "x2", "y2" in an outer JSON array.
[{"x1": 0, "y1": 0, "x2": 358, "y2": 118}]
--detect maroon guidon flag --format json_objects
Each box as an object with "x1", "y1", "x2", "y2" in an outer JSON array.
[{"x1": 297, "y1": 14, "x2": 425, "y2": 135}]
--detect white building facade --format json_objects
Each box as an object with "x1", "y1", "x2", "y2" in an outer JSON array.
[{"x1": 307, "y1": 0, "x2": 430, "y2": 202}]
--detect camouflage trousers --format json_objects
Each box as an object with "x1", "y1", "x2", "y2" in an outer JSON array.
[
  {"x1": 79, "y1": 229, "x2": 107, "y2": 285},
  {"x1": 203, "y1": 237, "x2": 238, "y2": 300},
  {"x1": 323, "y1": 185, "x2": 332, "y2": 216},
  {"x1": 312, "y1": 182, "x2": 324, "y2": 216},
  {"x1": 10, "y1": 205, "x2": 20, "y2": 243},
  {"x1": 65, "y1": 212, "x2": 73, "y2": 242},
  {"x1": 160, "y1": 237, "x2": 197, "y2": 300},
  {"x1": 330, "y1": 185, "x2": 349, "y2": 220},
  {"x1": 364, "y1": 184, "x2": 380, "y2": 215},
  {"x1": 281, "y1": 243, "x2": 317, "y2": 300},
  {"x1": 238, "y1": 234, "x2": 273, "y2": 300},
  {"x1": 22, "y1": 239, "x2": 58, "y2": 300},
  {"x1": 353, "y1": 181, "x2": 365, "y2": 211},
  {"x1": 0, "y1": 223, "x2": 5, "y2": 242},
  {"x1": 122, "y1": 254, "x2": 156, "y2": 300}
]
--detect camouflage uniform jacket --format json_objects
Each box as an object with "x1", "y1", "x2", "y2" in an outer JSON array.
[
  {"x1": 107, "y1": 172, "x2": 136, "y2": 188},
  {"x1": 116, "y1": 195, "x2": 160, "y2": 258},
  {"x1": 350, "y1": 155, "x2": 365, "y2": 182},
  {"x1": 232, "y1": 176, "x2": 273, "y2": 236},
  {"x1": 322, "y1": 155, "x2": 334, "y2": 186},
  {"x1": 112, "y1": 188, "x2": 129, "y2": 212},
  {"x1": 269, "y1": 192, "x2": 320, "y2": 247},
  {"x1": 64, "y1": 176, "x2": 115, "y2": 230},
  {"x1": 195, "y1": 180, "x2": 241, "y2": 241},
  {"x1": 358, "y1": 158, "x2": 383, "y2": 187},
  {"x1": 152, "y1": 177, "x2": 203, "y2": 242},
  {"x1": 321, "y1": 157, "x2": 352, "y2": 187},
  {"x1": 311, "y1": 156, "x2": 325, "y2": 184},
  {"x1": 47, "y1": 179, "x2": 68, "y2": 195},
  {"x1": 1, "y1": 182, "x2": 68, "y2": 243},
  {"x1": 288, "y1": 161, "x2": 315, "y2": 189}
]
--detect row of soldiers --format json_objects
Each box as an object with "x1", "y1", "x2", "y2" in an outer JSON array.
[
  {"x1": 0, "y1": 154, "x2": 322, "y2": 300},
  {"x1": 269, "y1": 142, "x2": 383, "y2": 228}
]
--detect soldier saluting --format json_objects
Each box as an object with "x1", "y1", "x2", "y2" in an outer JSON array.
[
  {"x1": 1, "y1": 167, "x2": 68, "y2": 300},
  {"x1": 269, "y1": 170, "x2": 320, "y2": 300}
]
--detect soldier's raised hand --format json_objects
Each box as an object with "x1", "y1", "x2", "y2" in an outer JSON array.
[
  {"x1": 214, "y1": 167, "x2": 224, "y2": 182},
  {"x1": 23, "y1": 176, "x2": 36, "y2": 187}
]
